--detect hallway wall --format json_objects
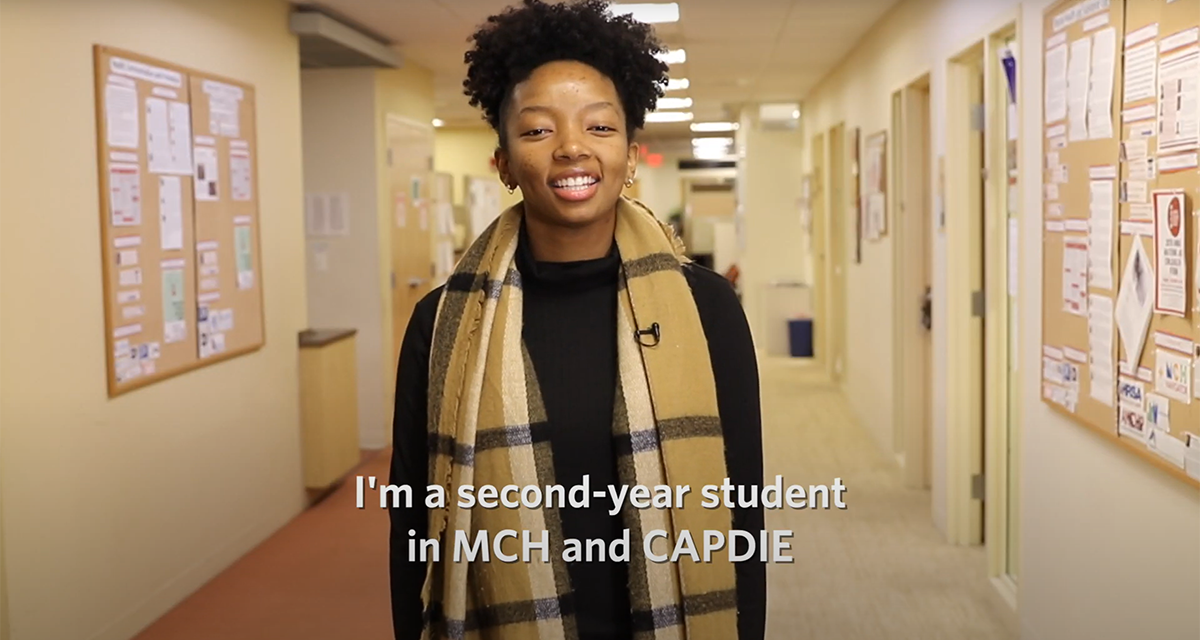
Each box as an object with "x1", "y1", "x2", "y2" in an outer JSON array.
[
  {"x1": 0, "y1": 1, "x2": 308, "y2": 639},
  {"x1": 433, "y1": 126, "x2": 522, "y2": 211},
  {"x1": 799, "y1": 0, "x2": 1200, "y2": 639},
  {"x1": 799, "y1": 0, "x2": 1020, "y2": 510},
  {"x1": 301, "y1": 69, "x2": 383, "y2": 448}
]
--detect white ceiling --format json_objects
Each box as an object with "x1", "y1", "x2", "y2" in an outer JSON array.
[{"x1": 296, "y1": 0, "x2": 900, "y2": 142}]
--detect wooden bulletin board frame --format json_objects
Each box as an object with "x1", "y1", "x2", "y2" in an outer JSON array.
[
  {"x1": 1040, "y1": 0, "x2": 1126, "y2": 434},
  {"x1": 1036, "y1": 0, "x2": 1200, "y2": 492},
  {"x1": 94, "y1": 45, "x2": 264, "y2": 398}
]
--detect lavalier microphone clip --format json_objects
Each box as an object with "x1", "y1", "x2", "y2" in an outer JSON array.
[{"x1": 635, "y1": 322, "x2": 661, "y2": 347}]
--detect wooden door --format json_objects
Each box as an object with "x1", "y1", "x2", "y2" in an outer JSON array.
[{"x1": 386, "y1": 114, "x2": 434, "y2": 368}]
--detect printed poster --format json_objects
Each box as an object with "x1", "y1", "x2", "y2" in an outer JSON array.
[
  {"x1": 193, "y1": 145, "x2": 219, "y2": 201},
  {"x1": 235, "y1": 225, "x2": 254, "y2": 289},
  {"x1": 1156, "y1": 348, "x2": 1192, "y2": 404},
  {"x1": 162, "y1": 266, "x2": 186, "y2": 343},
  {"x1": 1157, "y1": 45, "x2": 1199, "y2": 154},
  {"x1": 109, "y1": 164, "x2": 142, "y2": 226},
  {"x1": 1115, "y1": 236, "x2": 1154, "y2": 364},
  {"x1": 158, "y1": 176, "x2": 183, "y2": 251},
  {"x1": 1063, "y1": 236, "x2": 1089, "y2": 315},
  {"x1": 1153, "y1": 190, "x2": 1187, "y2": 316},
  {"x1": 230, "y1": 149, "x2": 252, "y2": 201}
]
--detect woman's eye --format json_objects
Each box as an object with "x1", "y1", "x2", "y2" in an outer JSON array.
[
  {"x1": 591, "y1": 126, "x2": 616, "y2": 132},
  {"x1": 521, "y1": 128, "x2": 549, "y2": 137}
]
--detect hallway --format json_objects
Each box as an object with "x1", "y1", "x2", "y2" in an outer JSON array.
[{"x1": 132, "y1": 358, "x2": 1017, "y2": 640}]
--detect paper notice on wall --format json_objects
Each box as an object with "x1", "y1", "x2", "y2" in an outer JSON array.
[
  {"x1": 1046, "y1": 43, "x2": 1069, "y2": 124},
  {"x1": 230, "y1": 149, "x2": 252, "y2": 201},
  {"x1": 109, "y1": 163, "x2": 142, "y2": 226},
  {"x1": 1089, "y1": 294, "x2": 1115, "y2": 406},
  {"x1": 204, "y1": 79, "x2": 244, "y2": 138},
  {"x1": 146, "y1": 99, "x2": 193, "y2": 175},
  {"x1": 1087, "y1": 27, "x2": 1117, "y2": 140},
  {"x1": 307, "y1": 194, "x2": 328, "y2": 236},
  {"x1": 1115, "y1": 236, "x2": 1155, "y2": 364},
  {"x1": 235, "y1": 225, "x2": 254, "y2": 289},
  {"x1": 169, "y1": 101, "x2": 193, "y2": 174},
  {"x1": 1117, "y1": 376, "x2": 1145, "y2": 411},
  {"x1": 1123, "y1": 41, "x2": 1158, "y2": 104},
  {"x1": 158, "y1": 176, "x2": 183, "y2": 251},
  {"x1": 1157, "y1": 46, "x2": 1200, "y2": 154},
  {"x1": 327, "y1": 193, "x2": 350, "y2": 236},
  {"x1": 1088, "y1": 180, "x2": 1115, "y2": 290},
  {"x1": 193, "y1": 145, "x2": 219, "y2": 201},
  {"x1": 106, "y1": 80, "x2": 139, "y2": 149},
  {"x1": 1064, "y1": 236, "x2": 1090, "y2": 315},
  {"x1": 1156, "y1": 348, "x2": 1193, "y2": 404},
  {"x1": 1068, "y1": 37, "x2": 1092, "y2": 141},
  {"x1": 1121, "y1": 180, "x2": 1148, "y2": 204},
  {"x1": 1153, "y1": 190, "x2": 1187, "y2": 316},
  {"x1": 162, "y1": 267, "x2": 187, "y2": 343},
  {"x1": 1127, "y1": 157, "x2": 1156, "y2": 181}
]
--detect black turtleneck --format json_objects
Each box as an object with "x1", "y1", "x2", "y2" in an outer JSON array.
[{"x1": 388, "y1": 224, "x2": 765, "y2": 640}]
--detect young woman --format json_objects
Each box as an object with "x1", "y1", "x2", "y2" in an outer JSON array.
[{"x1": 389, "y1": 1, "x2": 765, "y2": 638}]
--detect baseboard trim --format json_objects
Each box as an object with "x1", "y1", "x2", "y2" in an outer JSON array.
[
  {"x1": 86, "y1": 500, "x2": 302, "y2": 640},
  {"x1": 990, "y1": 574, "x2": 1018, "y2": 612}
]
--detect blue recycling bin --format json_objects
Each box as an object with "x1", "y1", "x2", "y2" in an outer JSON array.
[{"x1": 788, "y1": 318, "x2": 814, "y2": 358}]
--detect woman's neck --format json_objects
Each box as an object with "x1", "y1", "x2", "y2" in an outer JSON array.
[{"x1": 523, "y1": 210, "x2": 616, "y2": 262}]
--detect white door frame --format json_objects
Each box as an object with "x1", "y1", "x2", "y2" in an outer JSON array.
[
  {"x1": 982, "y1": 19, "x2": 1022, "y2": 609},
  {"x1": 944, "y1": 41, "x2": 986, "y2": 547}
]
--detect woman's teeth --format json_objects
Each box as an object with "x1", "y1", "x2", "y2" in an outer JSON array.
[{"x1": 552, "y1": 176, "x2": 598, "y2": 189}]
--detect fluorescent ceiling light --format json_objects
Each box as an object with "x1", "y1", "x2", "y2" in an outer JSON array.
[
  {"x1": 656, "y1": 97, "x2": 693, "y2": 109},
  {"x1": 692, "y1": 137, "x2": 734, "y2": 147},
  {"x1": 654, "y1": 49, "x2": 686, "y2": 65},
  {"x1": 665, "y1": 77, "x2": 689, "y2": 91},
  {"x1": 608, "y1": 3, "x2": 680, "y2": 24},
  {"x1": 645, "y1": 111, "x2": 693, "y2": 123},
  {"x1": 432, "y1": 118, "x2": 444, "y2": 127},
  {"x1": 690, "y1": 122, "x2": 739, "y2": 132},
  {"x1": 693, "y1": 147, "x2": 732, "y2": 160}
]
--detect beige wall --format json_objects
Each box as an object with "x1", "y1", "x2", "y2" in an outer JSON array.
[
  {"x1": 301, "y1": 69, "x2": 383, "y2": 448},
  {"x1": 0, "y1": 1, "x2": 308, "y2": 639},
  {"x1": 799, "y1": 0, "x2": 1200, "y2": 639},
  {"x1": 738, "y1": 111, "x2": 810, "y2": 354},
  {"x1": 635, "y1": 153, "x2": 684, "y2": 221},
  {"x1": 433, "y1": 126, "x2": 522, "y2": 211}
]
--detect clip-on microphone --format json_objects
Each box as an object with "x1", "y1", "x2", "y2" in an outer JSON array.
[{"x1": 635, "y1": 322, "x2": 661, "y2": 347}]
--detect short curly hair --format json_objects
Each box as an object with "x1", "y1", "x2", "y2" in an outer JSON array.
[{"x1": 462, "y1": 0, "x2": 671, "y2": 147}]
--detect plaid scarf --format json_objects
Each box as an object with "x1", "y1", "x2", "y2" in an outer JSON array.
[{"x1": 419, "y1": 197, "x2": 739, "y2": 639}]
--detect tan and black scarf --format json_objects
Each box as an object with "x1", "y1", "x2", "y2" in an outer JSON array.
[{"x1": 420, "y1": 197, "x2": 738, "y2": 639}]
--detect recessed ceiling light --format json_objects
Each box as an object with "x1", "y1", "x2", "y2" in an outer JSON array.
[
  {"x1": 432, "y1": 118, "x2": 444, "y2": 127},
  {"x1": 607, "y1": 3, "x2": 680, "y2": 24},
  {"x1": 645, "y1": 111, "x2": 694, "y2": 123},
  {"x1": 654, "y1": 49, "x2": 686, "y2": 65},
  {"x1": 690, "y1": 122, "x2": 740, "y2": 132},
  {"x1": 656, "y1": 97, "x2": 692, "y2": 109},
  {"x1": 665, "y1": 77, "x2": 690, "y2": 91}
]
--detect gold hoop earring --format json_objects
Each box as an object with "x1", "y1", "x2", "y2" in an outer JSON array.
[
  {"x1": 625, "y1": 177, "x2": 635, "y2": 188},
  {"x1": 507, "y1": 185, "x2": 515, "y2": 194}
]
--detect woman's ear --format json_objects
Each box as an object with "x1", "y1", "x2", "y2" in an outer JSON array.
[
  {"x1": 494, "y1": 147, "x2": 513, "y2": 190},
  {"x1": 626, "y1": 142, "x2": 640, "y2": 178}
]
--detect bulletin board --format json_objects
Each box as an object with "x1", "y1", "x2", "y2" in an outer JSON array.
[
  {"x1": 94, "y1": 46, "x2": 264, "y2": 398},
  {"x1": 1112, "y1": 0, "x2": 1199, "y2": 486},
  {"x1": 1039, "y1": 0, "x2": 1126, "y2": 434},
  {"x1": 1040, "y1": 0, "x2": 1200, "y2": 488}
]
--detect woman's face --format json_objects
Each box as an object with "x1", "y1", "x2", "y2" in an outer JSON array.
[{"x1": 496, "y1": 60, "x2": 638, "y2": 229}]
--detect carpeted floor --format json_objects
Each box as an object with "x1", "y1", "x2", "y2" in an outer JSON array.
[
  {"x1": 133, "y1": 357, "x2": 1017, "y2": 640},
  {"x1": 759, "y1": 358, "x2": 1018, "y2": 640}
]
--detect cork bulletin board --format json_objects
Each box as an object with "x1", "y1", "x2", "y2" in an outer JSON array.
[
  {"x1": 1040, "y1": 0, "x2": 1200, "y2": 488},
  {"x1": 94, "y1": 46, "x2": 264, "y2": 398},
  {"x1": 1039, "y1": 0, "x2": 1126, "y2": 435}
]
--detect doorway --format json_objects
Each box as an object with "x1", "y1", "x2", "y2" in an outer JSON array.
[
  {"x1": 385, "y1": 114, "x2": 434, "y2": 377},
  {"x1": 826, "y1": 124, "x2": 848, "y2": 383},
  {"x1": 892, "y1": 75, "x2": 934, "y2": 490}
]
